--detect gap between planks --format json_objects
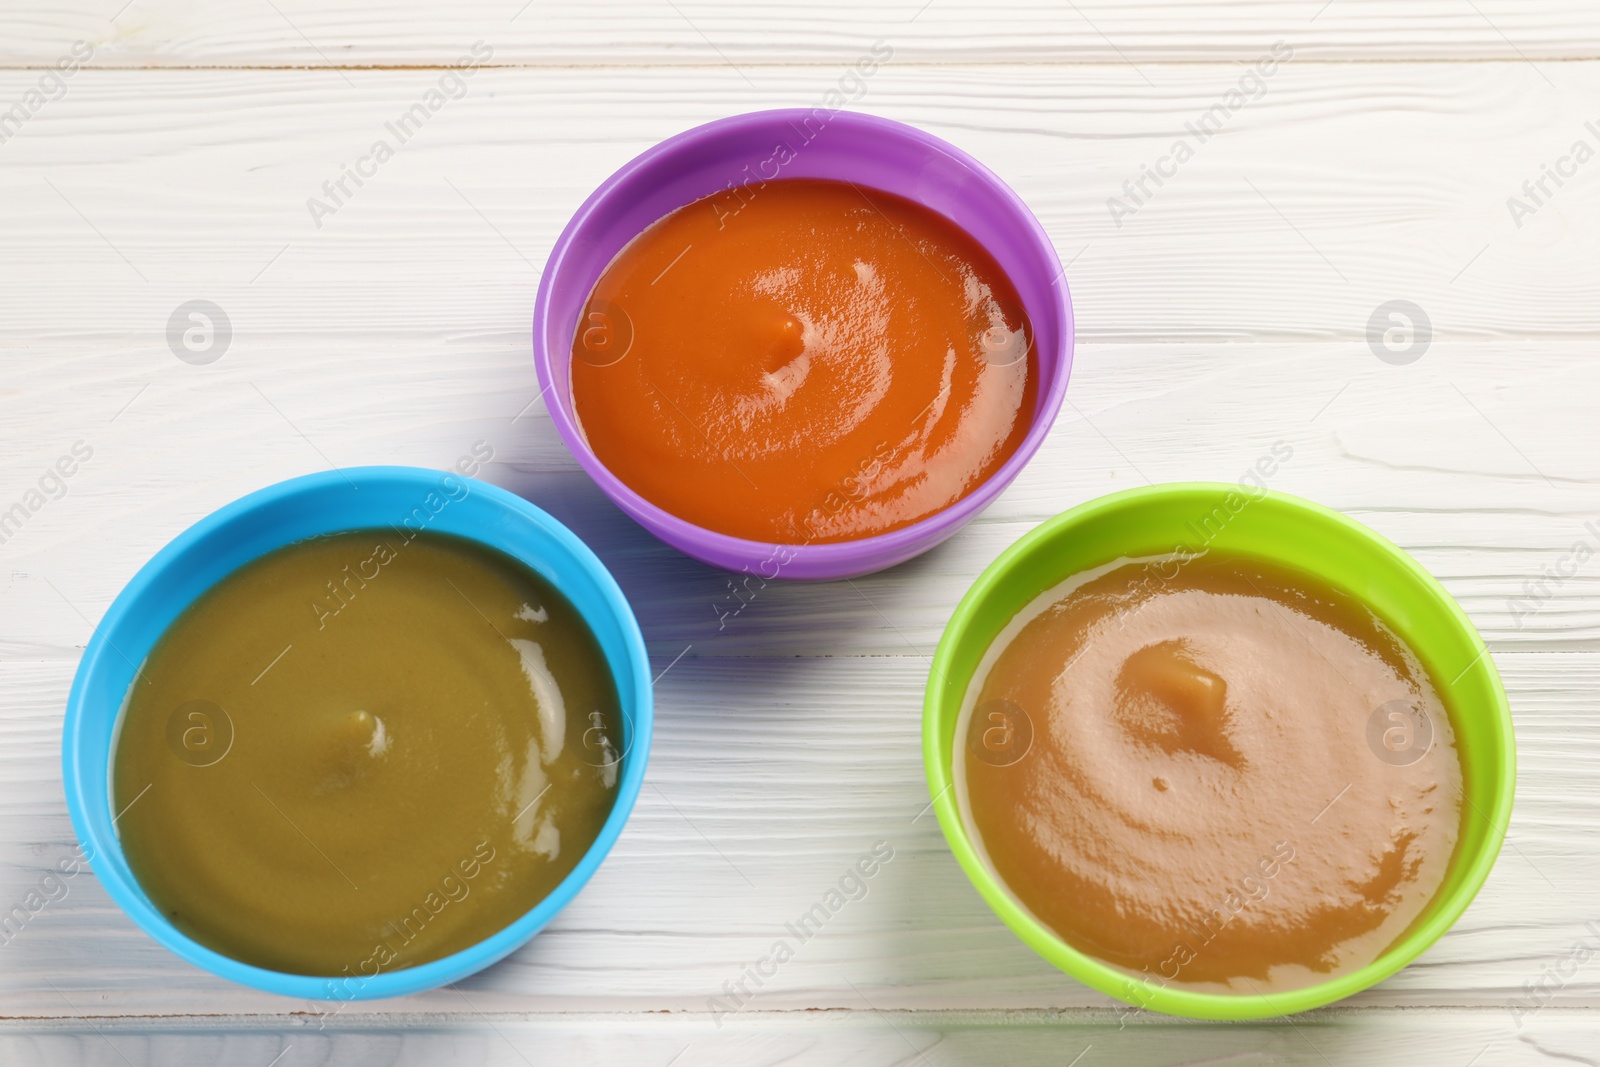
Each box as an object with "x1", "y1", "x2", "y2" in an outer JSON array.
[{"x1": 5, "y1": 55, "x2": 1600, "y2": 72}]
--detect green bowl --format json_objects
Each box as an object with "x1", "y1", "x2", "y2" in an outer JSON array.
[{"x1": 922, "y1": 483, "x2": 1514, "y2": 1021}]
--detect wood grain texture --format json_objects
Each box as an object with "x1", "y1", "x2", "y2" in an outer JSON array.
[
  {"x1": 1, "y1": 648, "x2": 1596, "y2": 1022},
  {"x1": 3, "y1": 1010, "x2": 1600, "y2": 1066},
  {"x1": 2, "y1": 63, "x2": 1597, "y2": 349},
  {"x1": 3, "y1": 1, "x2": 1600, "y2": 66},
  {"x1": 1, "y1": 3, "x2": 1598, "y2": 1061},
  {"x1": 5, "y1": 334, "x2": 1596, "y2": 657}
]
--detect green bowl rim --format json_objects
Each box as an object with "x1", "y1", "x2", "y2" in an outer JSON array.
[{"x1": 921, "y1": 482, "x2": 1515, "y2": 1021}]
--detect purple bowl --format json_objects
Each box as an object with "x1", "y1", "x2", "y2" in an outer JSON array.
[{"x1": 533, "y1": 108, "x2": 1074, "y2": 580}]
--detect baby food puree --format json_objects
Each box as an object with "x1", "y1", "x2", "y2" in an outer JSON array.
[
  {"x1": 570, "y1": 177, "x2": 1036, "y2": 544},
  {"x1": 113, "y1": 531, "x2": 622, "y2": 976},
  {"x1": 958, "y1": 552, "x2": 1462, "y2": 993}
]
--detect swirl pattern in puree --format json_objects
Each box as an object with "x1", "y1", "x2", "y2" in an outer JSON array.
[
  {"x1": 958, "y1": 552, "x2": 1462, "y2": 993},
  {"x1": 570, "y1": 178, "x2": 1035, "y2": 543}
]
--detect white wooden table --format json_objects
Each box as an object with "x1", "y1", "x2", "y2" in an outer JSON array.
[{"x1": 2, "y1": 2, "x2": 1597, "y2": 1062}]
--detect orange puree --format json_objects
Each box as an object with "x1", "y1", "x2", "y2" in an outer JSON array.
[
  {"x1": 570, "y1": 178, "x2": 1036, "y2": 544},
  {"x1": 959, "y1": 553, "x2": 1463, "y2": 993}
]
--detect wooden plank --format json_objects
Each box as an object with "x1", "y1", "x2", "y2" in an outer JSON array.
[
  {"x1": 2, "y1": 1009, "x2": 1599, "y2": 1066},
  {"x1": 0, "y1": 63, "x2": 1594, "y2": 350},
  {"x1": 2, "y1": 1, "x2": 1599, "y2": 67},
  {"x1": 0, "y1": 652, "x2": 1593, "y2": 1019},
  {"x1": 3, "y1": 339, "x2": 1595, "y2": 660}
]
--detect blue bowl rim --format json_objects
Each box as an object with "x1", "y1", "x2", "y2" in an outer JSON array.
[{"x1": 60, "y1": 466, "x2": 655, "y2": 1001}]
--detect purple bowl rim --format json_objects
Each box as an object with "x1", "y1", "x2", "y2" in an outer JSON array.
[{"x1": 533, "y1": 107, "x2": 1074, "y2": 575}]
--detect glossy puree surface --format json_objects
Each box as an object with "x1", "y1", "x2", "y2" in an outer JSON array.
[
  {"x1": 113, "y1": 531, "x2": 623, "y2": 977},
  {"x1": 959, "y1": 553, "x2": 1463, "y2": 993},
  {"x1": 570, "y1": 178, "x2": 1036, "y2": 544}
]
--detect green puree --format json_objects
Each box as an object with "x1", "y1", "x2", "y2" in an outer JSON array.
[{"x1": 112, "y1": 530, "x2": 623, "y2": 977}]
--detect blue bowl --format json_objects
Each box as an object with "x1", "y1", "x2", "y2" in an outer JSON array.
[{"x1": 61, "y1": 466, "x2": 653, "y2": 1000}]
